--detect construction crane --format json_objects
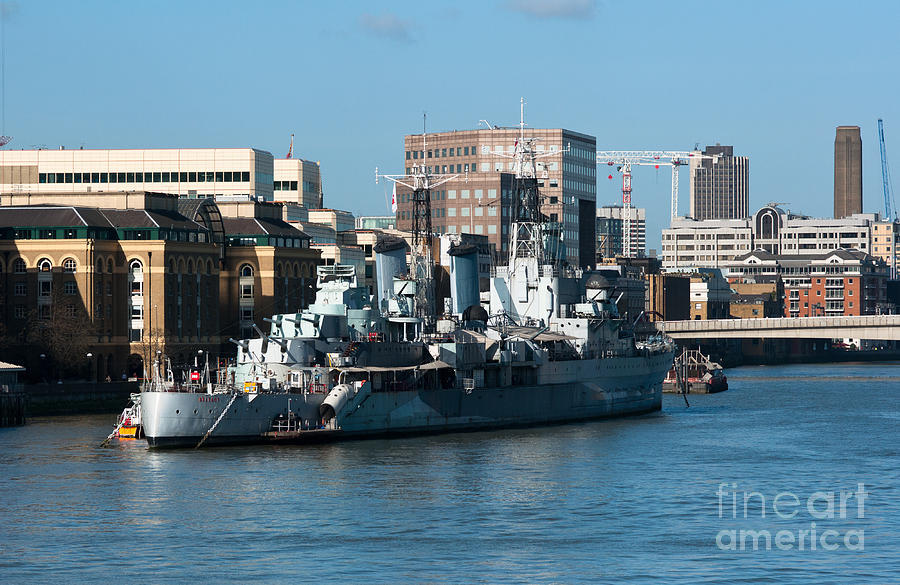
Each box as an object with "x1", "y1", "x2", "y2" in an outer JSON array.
[
  {"x1": 877, "y1": 119, "x2": 895, "y2": 221},
  {"x1": 596, "y1": 151, "x2": 718, "y2": 257},
  {"x1": 877, "y1": 119, "x2": 897, "y2": 280},
  {"x1": 285, "y1": 134, "x2": 294, "y2": 159}
]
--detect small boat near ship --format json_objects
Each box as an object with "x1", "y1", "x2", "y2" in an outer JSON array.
[
  {"x1": 112, "y1": 394, "x2": 143, "y2": 439},
  {"x1": 663, "y1": 348, "x2": 728, "y2": 394}
]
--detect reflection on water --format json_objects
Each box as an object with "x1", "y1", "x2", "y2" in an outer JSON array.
[{"x1": 0, "y1": 362, "x2": 898, "y2": 584}]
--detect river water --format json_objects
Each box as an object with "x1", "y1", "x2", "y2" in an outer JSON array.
[{"x1": 1, "y1": 362, "x2": 898, "y2": 584}]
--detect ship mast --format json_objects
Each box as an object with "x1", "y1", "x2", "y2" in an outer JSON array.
[
  {"x1": 376, "y1": 114, "x2": 461, "y2": 321},
  {"x1": 492, "y1": 98, "x2": 567, "y2": 269}
]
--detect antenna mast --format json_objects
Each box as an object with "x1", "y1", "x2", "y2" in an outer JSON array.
[
  {"x1": 492, "y1": 98, "x2": 566, "y2": 268},
  {"x1": 375, "y1": 113, "x2": 461, "y2": 321}
]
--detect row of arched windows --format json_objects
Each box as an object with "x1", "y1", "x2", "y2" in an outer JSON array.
[
  {"x1": 1, "y1": 256, "x2": 312, "y2": 278},
  {"x1": 274, "y1": 261, "x2": 313, "y2": 278},
  {"x1": 168, "y1": 257, "x2": 217, "y2": 275},
  {"x1": 0, "y1": 257, "x2": 79, "y2": 273}
]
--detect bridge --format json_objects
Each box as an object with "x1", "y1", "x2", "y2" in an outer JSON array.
[{"x1": 657, "y1": 315, "x2": 900, "y2": 341}]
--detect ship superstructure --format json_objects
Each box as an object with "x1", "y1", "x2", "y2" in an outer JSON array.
[{"x1": 138, "y1": 103, "x2": 674, "y2": 448}]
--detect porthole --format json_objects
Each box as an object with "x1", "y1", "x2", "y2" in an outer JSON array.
[
  {"x1": 193, "y1": 409, "x2": 198, "y2": 414},
  {"x1": 208, "y1": 409, "x2": 213, "y2": 414},
  {"x1": 175, "y1": 410, "x2": 180, "y2": 415}
]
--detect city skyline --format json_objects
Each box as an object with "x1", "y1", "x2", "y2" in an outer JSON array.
[{"x1": 2, "y1": 0, "x2": 899, "y2": 251}]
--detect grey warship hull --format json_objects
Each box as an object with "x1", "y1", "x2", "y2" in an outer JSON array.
[{"x1": 142, "y1": 351, "x2": 672, "y2": 448}]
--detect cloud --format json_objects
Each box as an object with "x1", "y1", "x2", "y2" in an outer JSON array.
[
  {"x1": 360, "y1": 12, "x2": 414, "y2": 43},
  {"x1": 505, "y1": 0, "x2": 597, "y2": 19}
]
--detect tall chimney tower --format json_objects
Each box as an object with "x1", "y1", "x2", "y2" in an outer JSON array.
[{"x1": 834, "y1": 126, "x2": 862, "y2": 219}]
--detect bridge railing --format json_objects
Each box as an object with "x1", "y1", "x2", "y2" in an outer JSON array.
[{"x1": 660, "y1": 315, "x2": 900, "y2": 332}]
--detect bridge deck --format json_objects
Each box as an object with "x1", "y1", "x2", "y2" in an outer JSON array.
[{"x1": 658, "y1": 315, "x2": 900, "y2": 340}]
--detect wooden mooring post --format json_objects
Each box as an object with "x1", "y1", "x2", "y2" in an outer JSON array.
[{"x1": 0, "y1": 392, "x2": 26, "y2": 426}]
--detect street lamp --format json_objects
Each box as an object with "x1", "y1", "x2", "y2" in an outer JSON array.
[{"x1": 86, "y1": 352, "x2": 94, "y2": 383}]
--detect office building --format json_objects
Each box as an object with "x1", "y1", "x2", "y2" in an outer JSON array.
[
  {"x1": 661, "y1": 205, "x2": 876, "y2": 271},
  {"x1": 834, "y1": 126, "x2": 863, "y2": 219},
  {"x1": 728, "y1": 248, "x2": 889, "y2": 317},
  {"x1": 689, "y1": 145, "x2": 749, "y2": 220},
  {"x1": 395, "y1": 127, "x2": 597, "y2": 267},
  {"x1": 273, "y1": 158, "x2": 322, "y2": 209},
  {"x1": 596, "y1": 205, "x2": 646, "y2": 259},
  {"x1": 872, "y1": 220, "x2": 899, "y2": 277},
  {"x1": 0, "y1": 148, "x2": 276, "y2": 202}
]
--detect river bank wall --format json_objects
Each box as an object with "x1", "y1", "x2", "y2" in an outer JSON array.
[
  {"x1": 675, "y1": 337, "x2": 900, "y2": 368},
  {"x1": 22, "y1": 381, "x2": 139, "y2": 417}
]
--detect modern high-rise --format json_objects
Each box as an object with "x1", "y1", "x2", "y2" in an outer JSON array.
[
  {"x1": 834, "y1": 126, "x2": 863, "y2": 219},
  {"x1": 596, "y1": 205, "x2": 646, "y2": 259},
  {"x1": 689, "y1": 144, "x2": 749, "y2": 220},
  {"x1": 394, "y1": 127, "x2": 597, "y2": 267}
]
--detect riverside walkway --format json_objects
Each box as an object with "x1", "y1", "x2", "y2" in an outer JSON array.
[{"x1": 658, "y1": 315, "x2": 900, "y2": 340}]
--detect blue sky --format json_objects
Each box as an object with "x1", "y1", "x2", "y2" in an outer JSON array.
[{"x1": 2, "y1": 0, "x2": 899, "y2": 250}]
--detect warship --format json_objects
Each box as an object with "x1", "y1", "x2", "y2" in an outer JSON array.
[{"x1": 138, "y1": 104, "x2": 675, "y2": 448}]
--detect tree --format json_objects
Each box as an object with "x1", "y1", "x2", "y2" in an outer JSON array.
[{"x1": 26, "y1": 285, "x2": 94, "y2": 379}]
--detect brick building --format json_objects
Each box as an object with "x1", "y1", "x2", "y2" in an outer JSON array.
[{"x1": 727, "y1": 249, "x2": 890, "y2": 317}]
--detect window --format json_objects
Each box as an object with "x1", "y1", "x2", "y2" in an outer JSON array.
[
  {"x1": 40, "y1": 281, "x2": 51, "y2": 297},
  {"x1": 63, "y1": 258, "x2": 77, "y2": 273},
  {"x1": 38, "y1": 259, "x2": 52, "y2": 272},
  {"x1": 14, "y1": 306, "x2": 25, "y2": 319},
  {"x1": 240, "y1": 264, "x2": 254, "y2": 277},
  {"x1": 241, "y1": 307, "x2": 254, "y2": 321},
  {"x1": 64, "y1": 281, "x2": 77, "y2": 295},
  {"x1": 241, "y1": 284, "x2": 253, "y2": 299},
  {"x1": 14, "y1": 282, "x2": 26, "y2": 296},
  {"x1": 130, "y1": 259, "x2": 142, "y2": 274},
  {"x1": 13, "y1": 258, "x2": 26, "y2": 273}
]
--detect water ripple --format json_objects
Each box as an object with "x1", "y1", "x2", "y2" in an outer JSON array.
[{"x1": 0, "y1": 363, "x2": 898, "y2": 584}]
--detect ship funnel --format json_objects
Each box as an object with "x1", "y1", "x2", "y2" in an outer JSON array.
[
  {"x1": 449, "y1": 243, "x2": 479, "y2": 316},
  {"x1": 374, "y1": 236, "x2": 408, "y2": 314}
]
